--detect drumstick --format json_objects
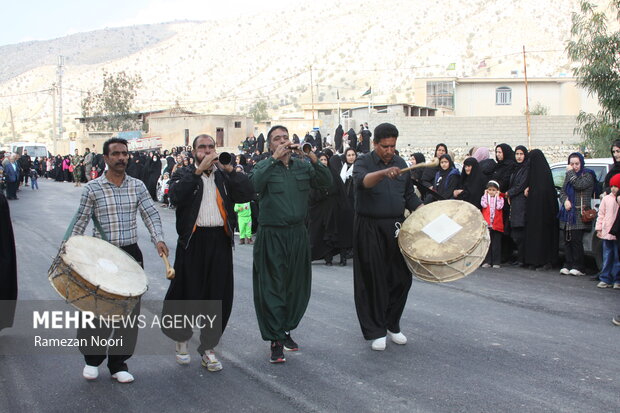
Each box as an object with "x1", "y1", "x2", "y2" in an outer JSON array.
[
  {"x1": 399, "y1": 158, "x2": 440, "y2": 174},
  {"x1": 161, "y1": 254, "x2": 175, "y2": 280}
]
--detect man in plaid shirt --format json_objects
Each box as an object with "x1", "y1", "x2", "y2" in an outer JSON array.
[{"x1": 71, "y1": 137, "x2": 169, "y2": 383}]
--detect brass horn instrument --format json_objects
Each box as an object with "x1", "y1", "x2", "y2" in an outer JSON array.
[{"x1": 399, "y1": 158, "x2": 440, "y2": 174}]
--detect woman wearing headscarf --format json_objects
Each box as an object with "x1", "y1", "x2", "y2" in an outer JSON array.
[
  {"x1": 426, "y1": 154, "x2": 459, "y2": 203},
  {"x1": 330, "y1": 147, "x2": 357, "y2": 266},
  {"x1": 257, "y1": 133, "x2": 265, "y2": 154},
  {"x1": 558, "y1": 152, "x2": 596, "y2": 276},
  {"x1": 473, "y1": 147, "x2": 497, "y2": 180},
  {"x1": 421, "y1": 143, "x2": 447, "y2": 190},
  {"x1": 347, "y1": 128, "x2": 358, "y2": 152},
  {"x1": 454, "y1": 157, "x2": 486, "y2": 209},
  {"x1": 524, "y1": 149, "x2": 559, "y2": 270},
  {"x1": 491, "y1": 144, "x2": 516, "y2": 192},
  {"x1": 334, "y1": 125, "x2": 344, "y2": 153},
  {"x1": 53, "y1": 155, "x2": 63, "y2": 181},
  {"x1": 506, "y1": 145, "x2": 529, "y2": 266},
  {"x1": 603, "y1": 139, "x2": 620, "y2": 193},
  {"x1": 145, "y1": 153, "x2": 162, "y2": 201},
  {"x1": 309, "y1": 152, "x2": 339, "y2": 265}
]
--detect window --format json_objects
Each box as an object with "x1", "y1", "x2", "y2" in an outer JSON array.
[
  {"x1": 496, "y1": 87, "x2": 512, "y2": 105},
  {"x1": 234, "y1": 121, "x2": 241, "y2": 128},
  {"x1": 426, "y1": 81, "x2": 454, "y2": 109}
]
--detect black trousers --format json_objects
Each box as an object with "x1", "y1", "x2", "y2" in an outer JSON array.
[
  {"x1": 563, "y1": 229, "x2": 585, "y2": 271},
  {"x1": 485, "y1": 229, "x2": 502, "y2": 266},
  {"x1": 353, "y1": 215, "x2": 412, "y2": 340},
  {"x1": 162, "y1": 227, "x2": 232, "y2": 354},
  {"x1": 6, "y1": 181, "x2": 18, "y2": 199},
  {"x1": 510, "y1": 227, "x2": 526, "y2": 263},
  {"x1": 77, "y1": 244, "x2": 143, "y2": 374}
]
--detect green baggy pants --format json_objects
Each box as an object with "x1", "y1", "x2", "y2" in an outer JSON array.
[{"x1": 253, "y1": 224, "x2": 312, "y2": 341}]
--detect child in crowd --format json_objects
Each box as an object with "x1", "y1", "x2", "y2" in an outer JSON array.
[
  {"x1": 90, "y1": 166, "x2": 98, "y2": 181},
  {"x1": 30, "y1": 169, "x2": 39, "y2": 190},
  {"x1": 595, "y1": 174, "x2": 620, "y2": 289},
  {"x1": 234, "y1": 202, "x2": 253, "y2": 244},
  {"x1": 481, "y1": 180, "x2": 504, "y2": 268}
]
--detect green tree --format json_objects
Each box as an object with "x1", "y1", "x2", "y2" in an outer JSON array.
[
  {"x1": 566, "y1": 1, "x2": 620, "y2": 156},
  {"x1": 81, "y1": 71, "x2": 143, "y2": 131},
  {"x1": 248, "y1": 100, "x2": 269, "y2": 123}
]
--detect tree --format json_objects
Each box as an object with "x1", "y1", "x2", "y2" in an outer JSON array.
[
  {"x1": 81, "y1": 71, "x2": 143, "y2": 131},
  {"x1": 566, "y1": 1, "x2": 620, "y2": 156},
  {"x1": 248, "y1": 100, "x2": 269, "y2": 123}
]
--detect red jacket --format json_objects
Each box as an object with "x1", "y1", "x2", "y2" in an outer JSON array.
[{"x1": 481, "y1": 193, "x2": 505, "y2": 232}]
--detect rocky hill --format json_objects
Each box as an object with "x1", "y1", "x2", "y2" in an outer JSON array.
[{"x1": 0, "y1": 0, "x2": 596, "y2": 143}]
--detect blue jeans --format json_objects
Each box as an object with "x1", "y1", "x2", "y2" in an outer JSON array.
[
  {"x1": 31, "y1": 178, "x2": 38, "y2": 189},
  {"x1": 598, "y1": 239, "x2": 620, "y2": 284}
]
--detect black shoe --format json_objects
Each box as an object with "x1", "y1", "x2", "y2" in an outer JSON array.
[
  {"x1": 613, "y1": 316, "x2": 620, "y2": 326},
  {"x1": 283, "y1": 333, "x2": 299, "y2": 351},
  {"x1": 325, "y1": 260, "x2": 332, "y2": 266},
  {"x1": 339, "y1": 257, "x2": 347, "y2": 266},
  {"x1": 270, "y1": 341, "x2": 286, "y2": 363}
]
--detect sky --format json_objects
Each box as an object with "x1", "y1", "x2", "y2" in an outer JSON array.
[{"x1": 0, "y1": 0, "x2": 298, "y2": 46}]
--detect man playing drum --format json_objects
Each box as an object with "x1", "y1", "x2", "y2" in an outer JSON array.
[
  {"x1": 71, "y1": 137, "x2": 168, "y2": 383},
  {"x1": 352, "y1": 123, "x2": 423, "y2": 351},
  {"x1": 161, "y1": 134, "x2": 254, "y2": 371}
]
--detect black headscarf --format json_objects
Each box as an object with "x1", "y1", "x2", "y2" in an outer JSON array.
[
  {"x1": 434, "y1": 154, "x2": 460, "y2": 199},
  {"x1": 514, "y1": 145, "x2": 529, "y2": 169},
  {"x1": 457, "y1": 157, "x2": 487, "y2": 208},
  {"x1": 604, "y1": 139, "x2": 620, "y2": 191}
]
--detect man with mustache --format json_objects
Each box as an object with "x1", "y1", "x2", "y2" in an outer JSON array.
[{"x1": 70, "y1": 137, "x2": 168, "y2": 383}]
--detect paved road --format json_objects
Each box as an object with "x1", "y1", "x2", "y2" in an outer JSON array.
[{"x1": 1, "y1": 179, "x2": 619, "y2": 413}]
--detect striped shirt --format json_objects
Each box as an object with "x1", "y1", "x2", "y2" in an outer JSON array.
[
  {"x1": 72, "y1": 173, "x2": 164, "y2": 247},
  {"x1": 196, "y1": 172, "x2": 224, "y2": 227}
]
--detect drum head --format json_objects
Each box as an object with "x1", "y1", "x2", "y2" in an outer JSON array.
[
  {"x1": 62, "y1": 236, "x2": 148, "y2": 296},
  {"x1": 399, "y1": 200, "x2": 486, "y2": 264}
]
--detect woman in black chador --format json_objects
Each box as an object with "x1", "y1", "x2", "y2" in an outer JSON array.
[
  {"x1": 506, "y1": 145, "x2": 529, "y2": 266},
  {"x1": 309, "y1": 152, "x2": 339, "y2": 265},
  {"x1": 524, "y1": 149, "x2": 559, "y2": 270},
  {"x1": 455, "y1": 157, "x2": 487, "y2": 209},
  {"x1": 0, "y1": 192, "x2": 17, "y2": 332},
  {"x1": 334, "y1": 125, "x2": 344, "y2": 153},
  {"x1": 329, "y1": 147, "x2": 357, "y2": 266},
  {"x1": 145, "y1": 153, "x2": 162, "y2": 201}
]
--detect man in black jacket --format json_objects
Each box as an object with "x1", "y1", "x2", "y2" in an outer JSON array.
[{"x1": 161, "y1": 134, "x2": 254, "y2": 372}]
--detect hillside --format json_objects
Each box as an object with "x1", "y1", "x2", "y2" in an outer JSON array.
[{"x1": 0, "y1": 0, "x2": 596, "y2": 143}]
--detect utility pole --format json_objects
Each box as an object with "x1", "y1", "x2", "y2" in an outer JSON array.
[
  {"x1": 9, "y1": 106, "x2": 16, "y2": 141},
  {"x1": 523, "y1": 46, "x2": 532, "y2": 148},
  {"x1": 51, "y1": 84, "x2": 57, "y2": 154},
  {"x1": 310, "y1": 65, "x2": 315, "y2": 129},
  {"x1": 57, "y1": 56, "x2": 64, "y2": 141}
]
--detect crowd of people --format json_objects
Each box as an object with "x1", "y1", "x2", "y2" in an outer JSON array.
[{"x1": 2, "y1": 122, "x2": 620, "y2": 384}]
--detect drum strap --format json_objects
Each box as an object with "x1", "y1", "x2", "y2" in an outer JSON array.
[{"x1": 63, "y1": 212, "x2": 108, "y2": 242}]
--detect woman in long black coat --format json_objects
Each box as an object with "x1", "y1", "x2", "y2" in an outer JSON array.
[
  {"x1": 506, "y1": 145, "x2": 529, "y2": 266},
  {"x1": 524, "y1": 149, "x2": 559, "y2": 270}
]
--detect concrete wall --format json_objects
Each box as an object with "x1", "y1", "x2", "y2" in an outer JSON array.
[{"x1": 319, "y1": 113, "x2": 583, "y2": 154}]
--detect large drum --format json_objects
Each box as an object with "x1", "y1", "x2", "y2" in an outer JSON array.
[
  {"x1": 48, "y1": 235, "x2": 148, "y2": 317},
  {"x1": 398, "y1": 200, "x2": 489, "y2": 282}
]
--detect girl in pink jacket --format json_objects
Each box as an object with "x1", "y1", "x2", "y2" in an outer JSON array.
[{"x1": 595, "y1": 173, "x2": 620, "y2": 288}]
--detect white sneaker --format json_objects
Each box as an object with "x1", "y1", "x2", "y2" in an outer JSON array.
[
  {"x1": 201, "y1": 349, "x2": 223, "y2": 372},
  {"x1": 82, "y1": 365, "x2": 99, "y2": 380},
  {"x1": 111, "y1": 371, "x2": 134, "y2": 383},
  {"x1": 492, "y1": 265, "x2": 501, "y2": 269},
  {"x1": 614, "y1": 283, "x2": 620, "y2": 289},
  {"x1": 387, "y1": 330, "x2": 407, "y2": 345},
  {"x1": 175, "y1": 341, "x2": 191, "y2": 365},
  {"x1": 597, "y1": 281, "x2": 612, "y2": 288},
  {"x1": 371, "y1": 337, "x2": 386, "y2": 351},
  {"x1": 569, "y1": 269, "x2": 585, "y2": 276},
  {"x1": 560, "y1": 268, "x2": 570, "y2": 275},
  {"x1": 481, "y1": 263, "x2": 491, "y2": 268}
]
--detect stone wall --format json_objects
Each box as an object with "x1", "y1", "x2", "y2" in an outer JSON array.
[{"x1": 319, "y1": 114, "x2": 584, "y2": 163}]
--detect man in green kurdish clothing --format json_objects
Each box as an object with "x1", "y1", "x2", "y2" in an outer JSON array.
[{"x1": 250, "y1": 125, "x2": 332, "y2": 363}]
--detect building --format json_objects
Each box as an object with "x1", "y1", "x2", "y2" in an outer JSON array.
[
  {"x1": 414, "y1": 77, "x2": 600, "y2": 117},
  {"x1": 75, "y1": 108, "x2": 254, "y2": 152}
]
